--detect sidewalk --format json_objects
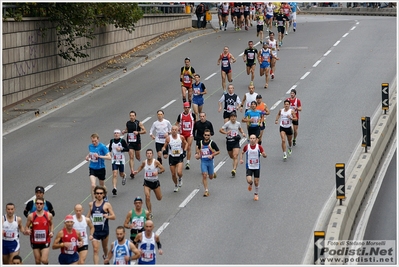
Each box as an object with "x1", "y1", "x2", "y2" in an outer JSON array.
[{"x1": 2, "y1": 27, "x2": 216, "y2": 134}]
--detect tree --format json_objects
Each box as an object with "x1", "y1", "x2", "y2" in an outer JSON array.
[{"x1": 4, "y1": 3, "x2": 144, "y2": 61}]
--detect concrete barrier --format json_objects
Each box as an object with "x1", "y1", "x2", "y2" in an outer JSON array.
[
  {"x1": 325, "y1": 84, "x2": 397, "y2": 263},
  {"x1": 300, "y1": 7, "x2": 396, "y2": 16}
]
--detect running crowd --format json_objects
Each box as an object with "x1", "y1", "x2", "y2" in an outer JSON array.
[{"x1": 3, "y1": 3, "x2": 303, "y2": 264}]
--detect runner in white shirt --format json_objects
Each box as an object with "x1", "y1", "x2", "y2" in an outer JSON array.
[
  {"x1": 149, "y1": 110, "x2": 172, "y2": 165},
  {"x1": 275, "y1": 100, "x2": 297, "y2": 161},
  {"x1": 72, "y1": 204, "x2": 94, "y2": 264}
]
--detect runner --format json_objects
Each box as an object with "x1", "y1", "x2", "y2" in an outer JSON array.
[
  {"x1": 265, "y1": 2, "x2": 276, "y2": 32},
  {"x1": 239, "y1": 134, "x2": 267, "y2": 201},
  {"x1": 123, "y1": 196, "x2": 150, "y2": 244},
  {"x1": 133, "y1": 149, "x2": 165, "y2": 218},
  {"x1": 85, "y1": 133, "x2": 112, "y2": 201},
  {"x1": 281, "y1": 2, "x2": 292, "y2": 34},
  {"x1": 52, "y1": 215, "x2": 83, "y2": 265},
  {"x1": 242, "y1": 101, "x2": 263, "y2": 140},
  {"x1": 255, "y1": 7, "x2": 265, "y2": 42},
  {"x1": 191, "y1": 74, "x2": 207, "y2": 122},
  {"x1": 87, "y1": 186, "x2": 116, "y2": 264},
  {"x1": 255, "y1": 94, "x2": 270, "y2": 145},
  {"x1": 104, "y1": 226, "x2": 141, "y2": 265},
  {"x1": 241, "y1": 84, "x2": 258, "y2": 112},
  {"x1": 243, "y1": 41, "x2": 258, "y2": 82},
  {"x1": 134, "y1": 220, "x2": 163, "y2": 265},
  {"x1": 275, "y1": 8, "x2": 289, "y2": 46},
  {"x1": 72, "y1": 204, "x2": 94, "y2": 264},
  {"x1": 108, "y1": 129, "x2": 129, "y2": 196},
  {"x1": 275, "y1": 100, "x2": 297, "y2": 160},
  {"x1": 180, "y1": 57, "x2": 195, "y2": 106},
  {"x1": 24, "y1": 186, "x2": 55, "y2": 218},
  {"x1": 258, "y1": 41, "x2": 279, "y2": 88},
  {"x1": 24, "y1": 197, "x2": 54, "y2": 265},
  {"x1": 217, "y1": 46, "x2": 236, "y2": 94},
  {"x1": 162, "y1": 125, "x2": 188, "y2": 192},
  {"x1": 243, "y1": 2, "x2": 251, "y2": 30},
  {"x1": 176, "y1": 102, "x2": 196, "y2": 170},
  {"x1": 220, "y1": 2, "x2": 230, "y2": 31},
  {"x1": 193, "y1": 112, "x2": 215, "y2": 149},
  {"x1": 289, "y1": 2, "x2": 300, "y2": 32},
  {"x1": 219, "y1": 112, "x2": 246, "y2": 177},
  {"x1": 195, "y1": 129, "x2": 220, "y2": 197},
  {"x1": 218, "y1": 84, "x2": 243, "y2": 123},
  {"x1": 286, "y1": 89, "x2": 302, "y2": 146},
  {"x1": 149, "y1": 110, "x2": 172, "y2": 165},
  {"x1": 268, "y1": 31, "x2": 279, "y2": 80},
  {"x1": 122, "y1": 110, "x2": 147, "y2": 179},
  {"x1": 3, "y1": 203, "x2": 24, "y2": 264}
]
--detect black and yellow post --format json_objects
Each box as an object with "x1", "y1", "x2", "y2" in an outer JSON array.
[
  {"x1": 381, "y1": 83, "x2": 389, "y2": 114},
  {"x1": 335, "y1": 163, "x2": 345, "y2": 205},
  {"x1": 361, "y1": 117, "x2": 371, "y2": 153},
  {"x1": 314, "y1": 231, "x2": 325, "y2": 264}
]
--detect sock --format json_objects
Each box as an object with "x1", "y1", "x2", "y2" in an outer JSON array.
[
  {"x1": 284, "y1": 152, "x2": 287, "y2": 156},
  {"x1": 255, "y1": 186, "x2": 259, "y2": 194},
  {"x1": 186, "y1": 160, "x2": 190, "y2": 164}
]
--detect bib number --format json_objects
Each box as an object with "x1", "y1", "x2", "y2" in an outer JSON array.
[
  {"x1": 128, "y1": 133, "x2": 137, "y2": 142},
  {"x1": 34, "y1": 230, "x2": 46, "y2": 242}
]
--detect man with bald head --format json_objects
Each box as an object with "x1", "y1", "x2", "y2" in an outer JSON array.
[
  {"x1": 134, "y1": 220, "x2": 163, "y2": 265},
  {"x1": 72, "y1": 204, "x2": 94, "y2": 264}
]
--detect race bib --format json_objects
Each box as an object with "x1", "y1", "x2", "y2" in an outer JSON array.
[
  {"x1": 227, "y1": 105, "x2": 235, "y2": 112},
  {"x1": 158, "y1": 133, "x2": 165, "y2": 140},
  {"x1": 171, "y1": 145, "x2": 181, "y2": 155},
  {"x1": 193, "y1": 88, "x2": 200, "y2": 96},
  {"x1": 89, "y1": 152, "x2": 98, "y2": 163},
  {"x1": 92, "y1": 213, "x2": 104, "y2": 226},
  {"x1": 183, "y1": 121, "x2": 191, "y2": 131},
  {"x1": 34, "y1": 230, "x2": 46, "y2": 242},
  {"x1": 201, "y1": 148, "x2": 210, "y2": 158},
  {"x1": 145, "y1": 171, "x2": 154, "y2": 178},
  {"x1": 115, "y1": 257, "x2": 126, "y2": 265},
  {"x1": 222, "y1": 59, "x2": 229, "y2": 68},
  {"x1": 128, "y1": 133, "x2": 137, "y2": 142},
  {"x1": 141, "y1": 250, "x2": 154, "y2": 262},
  {"x1": 114, "y1": 154, "x2": 123, "y2": 160},
  {"x1": 132, "y1": 218, "x2": 144, "y2": 229}
]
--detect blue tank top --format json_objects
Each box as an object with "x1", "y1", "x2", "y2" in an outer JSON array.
[
  {"x1": 112, "y1": 239, "x2": 131, "y2": 265},
  {"x1": 260, "y1": 49, "x2": 271, "y2": 65},
  {"x1": 192, "y1": 82, "x2": 204, "y2": 100},
  {"x1": 91, "y1": 201, "x2": 109, "y2": 233},
  {"x1": 245, "y1": 110, "x2": 262, "y2": 127}
]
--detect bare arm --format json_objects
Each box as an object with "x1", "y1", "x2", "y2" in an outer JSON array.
[
  {"x1": 104, "y1": 203, "x2": 116, "y2": 220},
  {"x1": 86, "y1": 217, "x2": 94, "y2": 242},
  {"x1": 134, "y1": 161, "x2": 146, "y2": 175},
  {"x1": 124, "y1": 210, "x2": 133, "y2": 229},
  {"x1": 52, "y1": 230, "x2": 64, "y2": 250},
  {"x1": 130, "y1": 242, "x2": 141, "y2": 260},
  {"x1": 155, "y1": 160, "x2": 165, "y2": 174}
]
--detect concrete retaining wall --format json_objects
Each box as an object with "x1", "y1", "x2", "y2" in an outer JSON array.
[
  {"x1": 300, "y1": 7, "x2": 396, "y2": 16},
  {"x1": 325, "y1": 86, "x2": 397, "y2": 263},
  {"x1": 2, "y1": 14, "x2": 191, "y2": 107}
]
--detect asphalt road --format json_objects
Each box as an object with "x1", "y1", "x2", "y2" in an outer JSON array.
[{"x1": 2, "y1": 15, "x2": 397, "y2": 264}]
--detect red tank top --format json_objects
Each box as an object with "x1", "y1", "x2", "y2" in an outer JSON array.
[
  {"x1": 31, "y1": 211, "x2": 50, "y2": 244},
  {"x1": 179, "y1": 112, "x2": 194, "y2": 136},
  {"x1": 61, "y1": 228, "x2": 78, "y2": 254}
]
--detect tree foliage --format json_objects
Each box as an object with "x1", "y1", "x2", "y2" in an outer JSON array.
[{"x1": 4, "y1": 3, "x2": 144, "y2": 61}]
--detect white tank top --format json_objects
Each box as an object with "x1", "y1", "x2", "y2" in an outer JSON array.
[
  {"x1": 139, "y1": 232, "x2": 156, "y2": 263},
  {"x1": 3, "y1": 215, "x2": 19, "y2": 241},
  {"x1": 144, "y1": 159, "x2": 159, "y2": 181},
  {"x1": 269, "y1": 39, "x2": 278, "y2": 56},
  {"x1": 245, "y1": 92, "x2": 258, "y2": 110},
  {"x1": 246, "y1": 144, "x2": 260, "y2": 169},
  {"x1": 280, "y1": 108, "x2": 293, "y2": 128},
  {"x1": 111, "y1": 139, "x2": 125, "y2": 164},
  {"x1": 168, "y1": 134, "x2": 183, "y2": 157},
  {"x1": 73, "y1": 215, "x2": 88, "y2": 246}
]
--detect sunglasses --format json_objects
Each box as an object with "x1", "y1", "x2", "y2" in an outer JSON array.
[
  {"x1": 204, "y1": 134, "x2": 210, "y2": 136},
  {"x1": 95, "y1": 192, "x2": 104, "y2": 195},
  {"x1": 36, "y1": 202, "x2": 44, "y2": 205}
]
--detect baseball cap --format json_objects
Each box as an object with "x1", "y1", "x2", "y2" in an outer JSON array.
[
  {"x1": 114, "y1": 129, "x2": 121, "y2": 134},
  {"x1": 256, "y1": 94, "x2": 262, "y2": 99},
  {"x1": 263, "y1": 41, "x2": 269, "y2": 45},
  {"x1": 64, "y1": 215, "x2": 74, "y2": 222},
  {"x1": 134, "y1": 196, "x2": 143, "y2": 203},
  {"x1": 183, "y1": 102, "x2": 190, "y2": 108},
  {"x1": 35, "y1": 186, "x2": 45, "y2": 193}
]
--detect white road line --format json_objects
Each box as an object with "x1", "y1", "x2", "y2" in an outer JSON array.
[
  {"x1": 239, "y1": 137, "x2": 247, "y2": 146},
  {"x1": 179, "y1": 189, "x2": 200, "y2": 208},
  {"x1": 25, "y1": 184, "x2": 56, "y2": 204},
  {"x1": 142, "y1": 117, "x2": 151, "y2": 124},
  {"x1": 161, "y1": 100, "x2": 176, "y2": 109},
  {"x1": 239, "y1": 51, "x2": 244, "y2": 56},
  {"x1": 214, "y1": 158, "x2": 227, "y2": 172},
  {"x1": 324, "y1": 50, "x2": 331, "y2": 56},
  {"x1": 351, "y1": 26, "x2": 356, "y2": 31},
  {"x1": 313, "y1": 60, "x2": 322, "y2": 68},
  {"x1": 67, "y1": 160, "x2": 88, "y2": 174},
  {"x1": 356, "y1": 21, "x2": 360, "y2": 25},
  {"x1": 155, "y1": 222, "x2": 169, "y2": 236},
  {"x1": 300, "y1": 72, "x2": 310, "y2": 80},
  {"x1": 254, "y1": 41, "x2": 260, "y2": 46},
  {"x1": 342, "y1": 33, "x2": 349, "y2": 38},
  {"x1": 286, "y1": 85, "x2": 297, "y2": 94},
  {"x1": 205, "y1": 73, "x2": 217, "y2": 80},
  {"x1": 270, "y1": 100, "x2": 282, "y2": 110},
  {"x1": 333, "y1": 40, "x2": 340, "y2": 47}
]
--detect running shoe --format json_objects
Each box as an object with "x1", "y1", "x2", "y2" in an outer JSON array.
[
  {"x1": 174, "y1": 185, "x2": 179, "y2": 192},
  {"x1": 283, "y1": 154, "x2": 287, "y2": 161},
  {"x1": 220, "y1": 26, "x2": 222, "y2": 30},
  {"x1": 271, "y1": 73, "x2": 274, "y2": 79},
  {"x1": 203, "y1": 190, "x2": 209, "y2": 197},
  {"x1": 293, "y1": 28, "x2": 296, "y2": 32},
  {"x1": 254, "y1": 194, "x2": 259, "y2": 201},
  {"x1": 293, "y1": 139, "x2": 296, "y2": 146},
  {"x1": 248, "y1": 183, "x2": 253, "y2": 191},
  {"x1": 112, "y1": 188, "x2": 117, "y2": 196},
  {"x1": 279, "y1": 41, "x2": 282, "y2": 46},
  {"x1": 231, "y1": 169, "x2": 236, "y2": 177},
  {"x1": 224, "y1": 27, "x2": 227, "y2": 31},
  {"x1": 288, "y1": 147, "x2": 292, "y2": 156},
  {"x1": 285, "y1": 31, "x2": 288, "y2": 35},
  {"x1": 178, "y1": 178, "x2": 183, "y2": 187},
  {"x1": 223, "y1": 90, "x2": 227, "y2": 94},
  {"x1": 130, "y1": 173, "x2": 135, "y2": 179},
  {"x1": 149, "y1": 213, "x2": 153, "y2": 220},
  {"x1": 185, "y1": 163, "x2": 190, "y2": 170},
  {"x1": 122, "y1": 174, "x2": 126, "y2": 186},
  {"x1": 213, "y1": 172, "x2": 217, "y2": 179},
  {"x1": 245, "y1": 25, "x2": 248, "y2": 31}
]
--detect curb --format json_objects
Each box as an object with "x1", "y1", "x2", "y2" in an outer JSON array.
[{"x1": 2, "y1": 28, "x2": 215, "y2": 135}]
